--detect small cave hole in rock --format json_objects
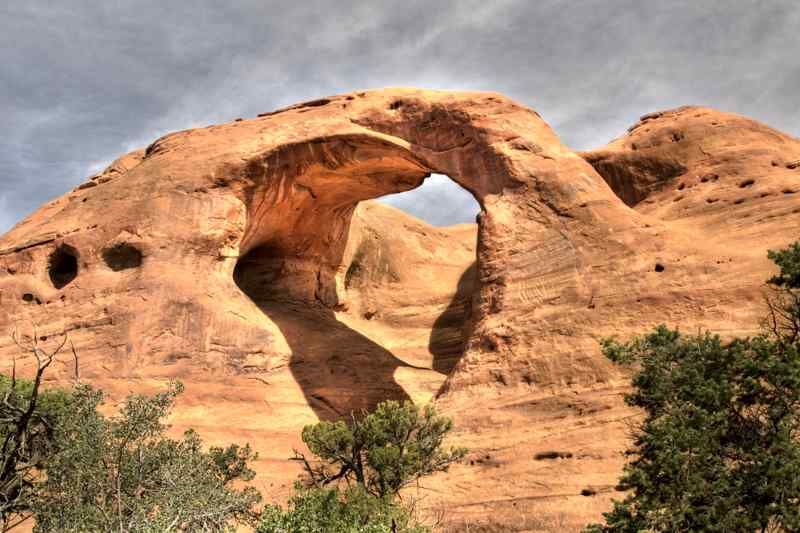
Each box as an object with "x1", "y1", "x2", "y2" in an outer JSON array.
[
  {"x1": 103, "y1": 243, "x2": 144, "y2": 271},
  {"x1": 21, "y1": 293, "x2": 42, "y2": 305},
  {"x1": 48, "y1": 244, "x2": 79, "y2": 289},
  {"x1": 654, "y1": 263, "x2": 665, "y2": 272},
  {"x1": 534, "y1": 451, "x2": 573, "y2": 460},
  {"x1": 344, "y1": 258, "x2": 363, "y2": 291}
]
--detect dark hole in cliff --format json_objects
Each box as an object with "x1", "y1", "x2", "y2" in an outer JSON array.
[
  {"x1": 534, "y1": 451, "x2": 573, "y2": 460},
  {"x1": 48, "y1": 245, "x2": 79, "y2": 289},
  {"x1": 344, "y1": 259, "x2": 363, "y2": 290},
  {"x1": 654, "y1": 263, "x2": 665, "y2": 272},
  {"x1": 103, "y1": 243, "x2": 144, "y2": 271}
]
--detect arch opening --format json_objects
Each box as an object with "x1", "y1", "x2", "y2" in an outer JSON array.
[
  {"x1": 376, "y1": 173, "x2": 481, "y2": 227},
  {"x1": 231, "y1": 141, "x2": 483, "y2": 420}
]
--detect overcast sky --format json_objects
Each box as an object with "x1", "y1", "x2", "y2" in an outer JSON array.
[{"x1": 1, "y1": 1, "x2": 798, "y2": 232}]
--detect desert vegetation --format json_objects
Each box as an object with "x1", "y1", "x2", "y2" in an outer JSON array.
[
  {"x1": 0, "y1": 334, "x2": 260, "y2": 532},
  {"x1": 0, "y1": 335, "x2": 464, "y2": 531},
  {"x1": 585, "y1": 241, "x2": 800, "y2": 532},
  {"x1": 259, "y1": 400, "x2": 465, "y2": 533},
  {"x1": 1, "y1": 241, "x2": 799, "y2": 532}
]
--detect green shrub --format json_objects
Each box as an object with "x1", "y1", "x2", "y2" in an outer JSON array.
[
  {"x1": 31, "y1": 382, "x2": 261, "y2": 532},
  {"x1": 0, "y1": 334, "x2": 74, "y2": 529},
  {"x1": 258, "y1": 484, "x2": 428, "y2": 533},
  {"x1": 585, "y1": 241, "x2": 800, "y2": 533},
  {"x1": 297, "y1": 400, "x2": 466, "y2": 499},
  {"x1": 263, "y1": 399, "x2": 465, "y2": 532}
]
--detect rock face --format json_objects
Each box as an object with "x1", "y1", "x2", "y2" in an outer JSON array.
[{"x1": 0, "y1": 89, "x2": 798, "y2": 530}]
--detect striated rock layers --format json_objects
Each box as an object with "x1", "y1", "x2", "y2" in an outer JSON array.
[{"x1": 1, "y1": 89, "x2": 799, "y2": 530}]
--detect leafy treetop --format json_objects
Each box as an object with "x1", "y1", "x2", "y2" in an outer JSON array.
[
  {"x1": 295, "y1": 400, "x2": 466, "y2": 499},
  {"x1": 31, "y1": 381, "x2": 261, "y2": 533}
]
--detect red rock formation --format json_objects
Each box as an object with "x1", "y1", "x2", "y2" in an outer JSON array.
[{"x1": 0, "y1": 90, "x2": 798, "y2": 530}]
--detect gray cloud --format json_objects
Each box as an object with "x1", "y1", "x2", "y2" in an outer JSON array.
[
  {"x1": 378, "y1": 174, "x2": 480, "y2": 227},
  {"x1": 1, "y1": 0, "x2": 798, "y2": 233}
]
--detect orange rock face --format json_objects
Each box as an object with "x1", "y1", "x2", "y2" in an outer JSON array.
[{"x1": 0, "y1": 90, "x2": 798, "y2": 531}]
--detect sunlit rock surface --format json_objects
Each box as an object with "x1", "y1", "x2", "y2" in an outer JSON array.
[{"x1": 1, "y1": 89, "x2": 798, "y2": 530}]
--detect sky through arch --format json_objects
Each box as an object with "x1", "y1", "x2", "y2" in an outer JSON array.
[{"x1": 376, "y1": 174, "x2": 480, "y2": 227}]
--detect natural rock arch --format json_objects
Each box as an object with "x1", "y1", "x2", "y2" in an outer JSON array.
[
  {"x1": 1, "y1": 89, "x2": 799, "y2": 527},
  {"x1": 228, "y1": 139, "x2": 487, "y2": 417},
  {"x1": 0, "y1": 89, "x2": 652, "y2": 397},
  {"x1": 2, "y1": 89, "x2": 791, "y2": 405},
  {"x1": 208, "y1": 90, "x2": 640, "y2": 399}
]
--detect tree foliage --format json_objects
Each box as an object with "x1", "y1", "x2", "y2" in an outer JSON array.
[
  {"x1": 263, "y1": 400, "x2": 465, "y2": 532},
  {"x1": 768, "y1": 241, "x2": 800, "y2": 289},
  {"x1": 257, "y1": 484, "x2": 428, "y2": 533},
  {"x1": 585, "y1": 241, "x2": 800, "y2": 533},
  {"x1": 294, "y1": 400, "x2": 466, "y2": 500},
  {"x1": 31, "y1": 381, "x2": 261, "y2": 532},
  {"x1": 765, "y1": 241, "x2": 800, "y2": 343}
]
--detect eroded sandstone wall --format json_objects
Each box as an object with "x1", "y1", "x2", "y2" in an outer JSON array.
[
  {"x1": 1, "y1": 89, "x2": 799, "y2": 530},
  {"x1": 0, "y1": 88, "x2": 650, "y2": 392}
]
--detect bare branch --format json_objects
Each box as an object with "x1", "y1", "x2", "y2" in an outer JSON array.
[
  {"x1": 70, "y1": 341, "x2": 80, "y2": 383},
  {"x1": 0, "y1": 325, "x2": 74, "y2": 529}
]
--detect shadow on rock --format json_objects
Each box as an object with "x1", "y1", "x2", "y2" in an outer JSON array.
[
  {"x1": 429, "y1": 262, "x2": 477, "y2": 375},
  {"x1": 234, "y1": 253, "x2": 413, "y2": 421}
]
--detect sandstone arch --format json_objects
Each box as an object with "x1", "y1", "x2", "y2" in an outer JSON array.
[
  {"x1": 1, "y1": 89, "x2": 799, "y2": 527},
  {"x1": 0, "y1": 90, "x2": 636, "y2": 379},
  {"x1": 1, "y1": 88, "x2": 794, "y2": 397}
]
